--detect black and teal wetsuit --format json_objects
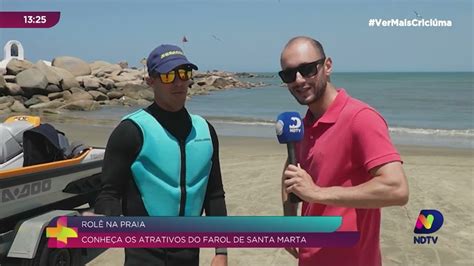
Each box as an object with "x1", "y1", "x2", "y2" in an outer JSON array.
[{"x1": 94, "y1": 103, "x2": 227, "y2": 266}]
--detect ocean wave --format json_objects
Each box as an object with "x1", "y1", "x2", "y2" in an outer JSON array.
[
  {"x1": 205, "y1": 116, "x2": 275, "y2": 126},
  {"x1": 388, "y1": 127, "x2": 474, "y2": 137},
  {"x1": 205, "y1": 116, "x2": 474, "y2": 137}
]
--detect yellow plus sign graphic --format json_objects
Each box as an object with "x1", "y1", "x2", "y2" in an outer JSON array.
[{"x1": 46, "y1": 217, "x2": 78, "y2": 244}]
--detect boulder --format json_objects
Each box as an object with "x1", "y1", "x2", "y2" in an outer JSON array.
[
  {"x1": 114, "y1": 80, "x2": 143, "y2": 87},
  {"x1": 188, "y1": 85, "x2": 210, "y2": 96},
  {"x1": 0, "y1": 107, "x2": 12, "y2": 115},
  {"x1": 96, "y1": 87, "x2": 108, "y2": 94},
  {"x1": 0, "y1": 75, "x2": 6, "y2": 90},
  {"x1": 24, "y1": 95, "x2": 50, "y2": 108},
  {"x1": 94, "y1": 64, "x2": 123, "y2": 77},
  {"x1": 88, "y1": 90, "x2": 108, "y2": 101},
  {"x1": 196, "y1": 76, "x2": 219, "y2": 87},
  {"x1": 213, "y1": 77, "x2": 235, "y2": 89},
  {"x1": 110, "y1": 70, "x2": 123, "y2": 77},
  {"x1": 83, "y1": 77, "x2": 101, "y2": 89},
  {"x1": 107, "y1": 91, "x2": 124, "y2": 100},
  {"x1": 46, "y1": 84, "x2": 62, "y2": 93},
  {"x1": 5, "y1": 83, "x2": 23, "y2": 96},
  {"x1": 107, "y1": 99, "x2": 123, "y2": 106},
  {"x1": 34, "y1": 61, "x2": 62, "y2": 85},
  {"x1": 41, "y1": 109, "x2": 62, "y2": 114},
  {"x1": 16, "y1": 69, "x2": 48, "y2": 90},
  {"x1": 110, "y1": 74, "x2": 136, "y2": 83},
  {"x1": 22, "y1": 87, "x2": 49, "y2": 97},
  {"x1": 61, "y1": 90, "x2": 72, "y2": 100},
  {"x1": 50, "y1": 66, "x2": 80, "y2": 90},
  {"x1": 48, "y1": 92, "x2": 63, "y2": 100},
  {"x1": 122, "y1": 84, "x2": 154, "y2": 101},
  {"x1": 122, "y1": 69, "x2": 144, "y2": 80},
  {"x1": 66, "y1": 87, "x2": 93, "y2": 101},
  {"x1": 118, "y1": 61, "x2": 129, "y2": 69},
  {"x1": 29, "y1": 100, "x2": 64, "y2": 110},
  {"x1": 10, "y1": 100, "x2": 28, "y2": 113},
  {"x1": 75, "y1": 76, "x2": 85, "y2": 86},
  {"x1": 99, "y1": 78, "x2": 115, "y2": 90},
  {"x1": 120, "y1": 96, "x2": 138, "y2": 106},
  {"x1": 92, "y1": 64, "x2": 122, "y2": 77},
  {"x1": 0, "y1": 100, "x2": 13, "y2": 110},
  {"x1": 3, "y1": 75, "x2": 16, "y2": 83},
  {"x1": 60, "y1": 100, "x2": 100, "y2": 111},
  {"x1": 6, "y1": 59, "x2": 33, "y2": 75},
  {"x1": 90, "y1": 61, "x2": 113, "y2": 72},
  {"x1": 52, "y1": 56, "x2": 91, "y2": 77},
  {"x1": 12, "y1": 96, "x2": 27, "y2": 104}
]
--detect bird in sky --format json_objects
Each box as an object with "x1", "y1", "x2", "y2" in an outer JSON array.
[
  {"x1": 414, "y1": 10, "x2": 422, "y2": 19},
  {"x1": 211, "y1": 35, "x2": 222, "y2": 41}
]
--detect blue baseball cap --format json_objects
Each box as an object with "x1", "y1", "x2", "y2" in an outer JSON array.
[{"x1": 147, "y1": 44, "x2": 198, "y2": 75}]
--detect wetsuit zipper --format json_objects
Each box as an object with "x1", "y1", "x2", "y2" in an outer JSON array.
[{"x1": 178, "y1": 139, "x2": 186, "y2": 216}]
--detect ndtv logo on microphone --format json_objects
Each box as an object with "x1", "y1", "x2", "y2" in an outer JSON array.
[
  {"x1": 288, "y1": 117, "x2": 302, "y2": 133},
  {"x1": 275, "y1": 116, "x2": 302, "y2": 136},
  {"x1": 413, "y1": 209, "x2": 443, "y2": 245}
]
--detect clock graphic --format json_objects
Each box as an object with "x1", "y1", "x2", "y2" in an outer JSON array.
[{"x1": 0, "y1": 12, "x2": 60, "y2": 28}]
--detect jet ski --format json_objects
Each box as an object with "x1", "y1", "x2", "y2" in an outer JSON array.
[{"x1": 0, "y1": 116, "x2": 105, "y2": 234}]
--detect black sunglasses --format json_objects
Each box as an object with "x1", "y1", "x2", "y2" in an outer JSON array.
[{"x1": 278, "y1": 58, "x2": 326, "y2": 83}]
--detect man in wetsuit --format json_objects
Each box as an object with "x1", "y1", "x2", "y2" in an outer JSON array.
[{"x1": 94, "y1": 44, "x2": 228, "y2": 266}]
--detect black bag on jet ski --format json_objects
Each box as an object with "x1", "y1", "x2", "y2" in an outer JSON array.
[{"x1": 22, "y1": 123, "x2": 70, "y2": 167}]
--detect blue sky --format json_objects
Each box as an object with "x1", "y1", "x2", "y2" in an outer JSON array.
[{"x1": 1, "y1": 0, "x2": 472, "y2": 72}]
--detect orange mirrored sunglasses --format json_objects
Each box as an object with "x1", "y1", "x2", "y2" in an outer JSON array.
[{"x1": 157, "y1": 68, "x2": 193, "y2": 84}]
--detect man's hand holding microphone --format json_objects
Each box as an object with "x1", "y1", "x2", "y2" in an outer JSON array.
[
  {"x1": 276, "y1": 112, "x2": 320, "y2": 259},
  {"x1": 276, "y1": 112, "x2": 322, "y2": 203}
]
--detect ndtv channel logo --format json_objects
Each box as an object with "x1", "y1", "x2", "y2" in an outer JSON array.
[{"x1": 413, "y1": 209, "x2": 443, "y2": 244}]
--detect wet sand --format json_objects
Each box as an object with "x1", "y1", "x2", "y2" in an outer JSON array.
[{"x1": 44, "y1": 122, "x2": 474, "y2": 265}]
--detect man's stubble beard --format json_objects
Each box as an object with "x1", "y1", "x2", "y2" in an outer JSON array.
[{"x1": 292, "y1": 77, "x2": 328, "y2": 106}]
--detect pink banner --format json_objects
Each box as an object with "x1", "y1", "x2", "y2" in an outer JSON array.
[
  {"x1": 48, "y1": 232, "x2": 359, "y2": 248},
  {"x1": 0, "y1": 12, "x2": 60, "y2": 28}
]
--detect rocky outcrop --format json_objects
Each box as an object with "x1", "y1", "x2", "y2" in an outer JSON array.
[{"x1": 0, "y1": 57, "x2": 267, "y2": 113}]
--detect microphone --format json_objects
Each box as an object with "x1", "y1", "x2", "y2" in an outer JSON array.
[{"x1": 275, "y1": 112, "x2": 304, "y2": 203}]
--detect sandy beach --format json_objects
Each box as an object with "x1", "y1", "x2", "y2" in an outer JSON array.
[{"x1": 47, "y1": 122, "x2": 473, "y2": 266}]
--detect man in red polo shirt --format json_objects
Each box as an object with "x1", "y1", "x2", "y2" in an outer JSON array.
[{"x1": 279, "y1": 36, "x2": 409, "y2": 266}]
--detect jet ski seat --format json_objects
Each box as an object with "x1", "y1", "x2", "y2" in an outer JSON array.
[{"x1": 0, "y1": 120, "x2": 37, "y2": 164}]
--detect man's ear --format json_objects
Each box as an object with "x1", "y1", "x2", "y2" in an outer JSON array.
[{"x1": 324, "y1": 57, "x2": 333, "y2": 76}]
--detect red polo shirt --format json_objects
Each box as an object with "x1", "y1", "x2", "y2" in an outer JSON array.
[{"x1": 295, "y1": 89, "x2": 401, "y2": 266}]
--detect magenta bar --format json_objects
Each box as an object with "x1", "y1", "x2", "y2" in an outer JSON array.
[
  {"x1": 48, "y1": 232, "x2": 360, "y2": 248},
  {"x1": 0, "y1": 12, "x2": 60, "y2": 28}
]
